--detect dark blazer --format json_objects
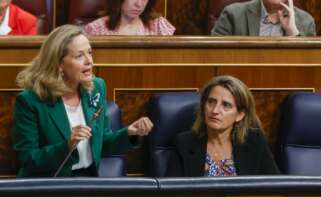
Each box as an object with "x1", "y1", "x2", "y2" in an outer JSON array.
[
  {"x1": 211, "y1": 0, "x2": 316, "y2": 36},
  {"x1": 166, "y1": 128, "x2": 280, "y2": 177},
  {"x1": 12, "y1": 77, "x2": 133, "y2": 177}
]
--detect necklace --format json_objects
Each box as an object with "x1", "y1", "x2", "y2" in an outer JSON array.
[{"x1": 207, "y1": 142, "x2": 232, "y2": 161}]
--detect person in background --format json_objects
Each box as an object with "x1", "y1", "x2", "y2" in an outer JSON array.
[
  {"x1": 84, "y1": 0, "x2": 175, "y2": 35},
  {"x1": 0, "y1": 0, "x2": 37, "y2": 35},
  {"x1": 212, "y1": 0, "x2": 315, "y2": 36},
  {"x1": 166, "y1": 75, "x2": 280, "y2": 177},
  {"x1": 12, "y1": 25, "x2": 153, "y2": 177}
]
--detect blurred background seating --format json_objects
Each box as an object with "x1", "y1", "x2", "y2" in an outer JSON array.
[
  {"x1": 98, "y1": 101, "x2": 126, "y2": 177},
  {"x1": 2, "y1": 0, "x2": 320, "y2": 35},
  {"x1": 148, "y1": 92, "x2": 199, "y2": 177},
  {"x1": 68, "y1": 0, "x2": 106, "y2": 27},
  {"x1": 277, "y1": 93, "x2": 321, "y2": 176}
]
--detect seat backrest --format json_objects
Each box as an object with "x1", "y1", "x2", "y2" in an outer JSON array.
[
  {"x1": 12, "y1": 0, "x2": 53, "y2": 34},
  {"x1": 148, "y1": 92, "x2": 200, "y2": 177},
  {"x1": 98, "y1": 101, "x2": 126, "y2": 177},
  {"x1": 68, "y1": 0, "x2": 106, "y2": 26},
  {"x1": 106, "y1": 101, "x2": 123, "y2": 132},
  {"x1": 278, "y1": 93, "x2": 321, "y2": 175},
  {"x1": 208, "y1": 0, "x2": 250, "y2": 32}
]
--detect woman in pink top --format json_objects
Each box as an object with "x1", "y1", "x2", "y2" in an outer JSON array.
[{"x1": 84, "y1": 0, "x2": 175, "y2": 35}]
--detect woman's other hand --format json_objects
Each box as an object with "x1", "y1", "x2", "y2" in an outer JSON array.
[{"x1": 128, "y1": 117, "x2": 154, "y2": 136}]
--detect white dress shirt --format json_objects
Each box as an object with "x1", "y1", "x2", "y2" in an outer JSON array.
[
  {"x1": 0, "y1": 6, "x2": 11, "y2": 35},
  {"x1": 259, "y1": 1, "x2": 283, "y2": 36},
  {"x1": 64, "y1": 101, "x2": 93, "y2": 170}
]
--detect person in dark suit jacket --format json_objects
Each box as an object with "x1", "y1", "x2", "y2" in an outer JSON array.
[
  {"x1": 166, "y1": 75, "x2": 279, "y2": 177},
  {"x1": 12, "y1": 25, "x2": 153, "y2": 177},
  {"x1": 211, "y1": 0, "x2": 315, "y2": 36}
]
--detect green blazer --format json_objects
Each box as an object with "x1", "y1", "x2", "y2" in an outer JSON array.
[
  {"x1": 211, "y1": 0, "x2": 316, "y2": 36},
  {"x1": 12, "y1": 77, "x2": 133, "y2": 177}
]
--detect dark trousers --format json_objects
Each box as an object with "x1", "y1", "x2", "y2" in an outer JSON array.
[{"x1": 71, "y1": 163, "x2": 97, "y2": 177}]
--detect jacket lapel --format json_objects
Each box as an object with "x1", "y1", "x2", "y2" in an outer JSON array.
[
  {"x1": 80, "y1": 87, "x2": 95, "y2": 127},
  {"x1": 247, "y1": 0, "x2": 261, "y2": 36},
  {"x1": 80, "y1": 86, "x2": 100, "y2": 163},
  {"x1": 8, "y1": 4, "x2": 16, "y2": 33},
  {"x1": 187, "y1": 135, "x2": 207, "y2": 176},
  {"x1": 46, "y1": 99, "x2": 70, "y2": 140},
  {"x1": 233, "y1": 139, "x2": 252, "y2": 175}
]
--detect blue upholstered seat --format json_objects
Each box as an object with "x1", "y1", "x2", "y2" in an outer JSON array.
[
  {"x1": 278, "y1": 93, "x2": 321, "y2": 175},
  {"x1": 98, "y1": 101, "x2": 126, "y2": 177},
  {"x1": 148, "y1": 92, "x2": 200, "y2": 177}
]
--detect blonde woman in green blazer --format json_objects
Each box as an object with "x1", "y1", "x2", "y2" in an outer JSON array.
[{"x1": 12, "y1": 25, "x2": 153, "y2": 177}]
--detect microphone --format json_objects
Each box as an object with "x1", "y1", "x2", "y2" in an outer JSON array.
[{"x1": 53, "y1": 106, "x2": 103, "y2": 177}]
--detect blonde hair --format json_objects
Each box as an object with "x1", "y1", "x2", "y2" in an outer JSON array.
[
  {"x1": 16, "y1": 25, "x2": 93, "y2": 102},
  {"x1": 192, "y1": 75, "x2": 262, "y2": 144}
]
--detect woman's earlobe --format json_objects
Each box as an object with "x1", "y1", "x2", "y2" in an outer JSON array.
[
  {"x1": 236, "y1": 111, "x2": 245, "y2": 122},
  {"x1": 59, "y1": 67, "x2": 64, "y2": 78}
]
